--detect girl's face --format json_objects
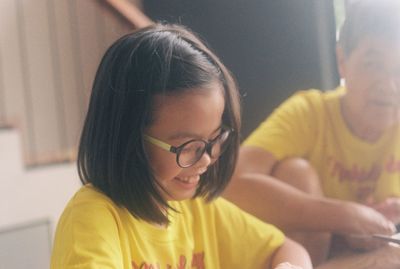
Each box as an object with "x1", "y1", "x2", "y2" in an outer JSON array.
[{"x1": 145, "y1": 82, "x2": 225, "y2": 201}]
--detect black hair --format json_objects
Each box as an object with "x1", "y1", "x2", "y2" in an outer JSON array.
[
  {"x1": 77, "y1": 24, "x2": 241, "y2": 224},
  {"x1": 339, "y1": 0, "x2": 400, "y2": 57}
]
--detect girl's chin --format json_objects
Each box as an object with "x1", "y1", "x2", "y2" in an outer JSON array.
[
  {"x1": 164, "y1": 189, "x2": 198, "y2": 202},
  {"x1": 156, "y1": 177, "x2": 200, "y2": 201}
]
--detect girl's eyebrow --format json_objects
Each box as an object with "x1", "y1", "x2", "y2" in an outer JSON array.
[{"x1": 168, "y1": 125, "x2": 222, "y2": 141}]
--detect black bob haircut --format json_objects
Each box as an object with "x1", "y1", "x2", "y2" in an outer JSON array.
[
  {"x1": 339, "y1": 0, "x2": 400, "y2": 57},
  {"x1": 77, "y1": 24, "x2": 241, "y2": 224}
]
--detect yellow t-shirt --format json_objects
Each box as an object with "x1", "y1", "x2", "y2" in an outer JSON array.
[
  {"x1": 51, "y1": 185, "x2": 284, "y2": 269},
  {"x1": 245, "y1": 87, "x2": 400, "y2": 203}
]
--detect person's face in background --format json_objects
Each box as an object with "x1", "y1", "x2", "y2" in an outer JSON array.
[
  {"x1": 337, "y1": 36, "x2": 400, "y2": 140},
  {"x1": 145, "y1": 82, "x2": 225, "y2": 201}
]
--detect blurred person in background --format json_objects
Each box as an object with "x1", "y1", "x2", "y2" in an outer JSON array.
[{"x1": 225, "y1": 0, "x2": 400, "y2": 268}]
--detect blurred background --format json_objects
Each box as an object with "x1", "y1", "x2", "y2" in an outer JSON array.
[{"x1": 0, "y1": 0, "x2": 344, "y2": 267}]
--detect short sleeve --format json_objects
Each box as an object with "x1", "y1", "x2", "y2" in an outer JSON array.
[
  {"x1": 51, "y1": 200, "x2": 125, "y2": 269},
  {"x1": 244, "y1": 90, "x2": 320, "y2": 160},
  {"x1": 212, "y1": 198, "x2": 285, "y2": 268}
]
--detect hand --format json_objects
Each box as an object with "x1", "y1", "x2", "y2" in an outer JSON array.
[
  {"x1": 341, "y1": 201, "x2": 396, "y2": 251},
  {"x1": 344, "y1": 199, "x2": 400, "y2": 250},
  {"x1": 371, "y1": 197, "x2": 400, "y2": 225},
  {"x1": 274, "y1": 262, "x2": 303, "y2": 269},
  {"x1": 343, "y1": 201, "x2": 395, "y2": 236}
]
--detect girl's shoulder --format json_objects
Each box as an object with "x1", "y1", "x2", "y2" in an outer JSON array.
[
  {"x1": 69, "y1": 184, "x2": 115, "y2": 207},
  {"x1": 60, "y1": 184, "x2": 125, "y2": 224}
]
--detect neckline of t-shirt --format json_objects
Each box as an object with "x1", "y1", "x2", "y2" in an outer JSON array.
[{"x1": 334, "y1": 91, "x2": 394, "y2": 151}]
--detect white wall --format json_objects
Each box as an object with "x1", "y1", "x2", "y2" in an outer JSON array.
[{"x1": 0, "y1": 128, "x2": 80, "y2": 236}]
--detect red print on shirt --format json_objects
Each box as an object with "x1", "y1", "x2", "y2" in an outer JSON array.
[
  {"x1": 329, "y1": 155, "x2": 400, "y2": 183},
  {"x1": 330, "y1": 161, "x2": 381, "y2": 183},
  {"x1": 385, "y1": 155, "x2": 400, "y2": 173},
  {"x1": 328, "y1": 156, "x2": 400, "y2": 201}
]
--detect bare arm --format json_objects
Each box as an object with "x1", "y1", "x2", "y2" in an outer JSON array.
[
  {"x1": 223, "y1": 146, "x2": 395, "y2": 235},
  {"x1": 269, "y1": 238, "x2": 312, "y2": 269}
]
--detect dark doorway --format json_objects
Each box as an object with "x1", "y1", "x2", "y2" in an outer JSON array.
[{"x1": 144, "y1": 0, "x2": 339, "y2": 137}]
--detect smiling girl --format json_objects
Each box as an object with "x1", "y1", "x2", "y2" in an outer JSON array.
[{"x1": 50, "y1": 24, "x2": 311, "y2": 269}]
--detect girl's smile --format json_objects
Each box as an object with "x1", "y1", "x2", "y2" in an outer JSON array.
[{"x1": 145, "y1": 82, "x2": 225, "y2": 201}]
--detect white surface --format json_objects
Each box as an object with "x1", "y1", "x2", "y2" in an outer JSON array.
[
  {"x1": 0, "y1": 128, "x2": 81, "y2": 238},
  {"x1": 0, "y1": 220, "x2": 51, "y2": 269}
]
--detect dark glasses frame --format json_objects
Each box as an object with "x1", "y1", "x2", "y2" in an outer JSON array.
[{"x1": 144, "y1": 126, "x2": 233, "y2": 168}]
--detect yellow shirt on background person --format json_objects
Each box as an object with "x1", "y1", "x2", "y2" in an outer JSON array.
[
  {"x1": 245, "y1": 87, "x2": 400, "y2": 203},
  {"x1": 51, "y1": 185, "x2": 284, "y2": 269}
]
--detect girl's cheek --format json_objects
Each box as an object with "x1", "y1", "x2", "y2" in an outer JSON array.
[{"x1": 152, "y1": 158, "x2": 182, "y2": 181}]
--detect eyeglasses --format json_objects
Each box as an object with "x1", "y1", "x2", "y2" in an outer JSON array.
[{"x1": 144, "y1": 127, "x2": 233, "y2": 168}]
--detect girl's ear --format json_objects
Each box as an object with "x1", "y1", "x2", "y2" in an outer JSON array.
[{"x1": 336, "y1": 45, "x2": 346, "y2": 79}]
